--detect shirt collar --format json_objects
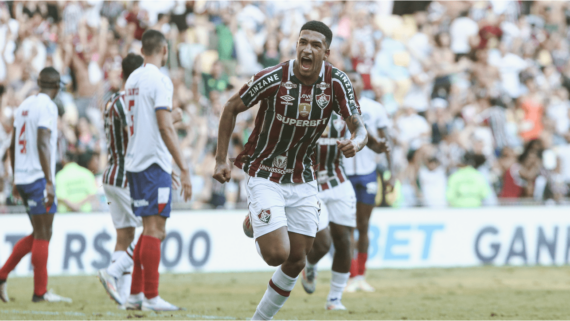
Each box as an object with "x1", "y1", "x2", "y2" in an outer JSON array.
[{"x1": 143, "y1": 63, "x2": 160, "y2": 71}]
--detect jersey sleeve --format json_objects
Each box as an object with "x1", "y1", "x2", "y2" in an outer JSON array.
[
  {"x1": 332, "y1": 69, "x2": 361, "y2": 119},
  {"x1": 154, "y1": 76, "x2": 174, "y2": 111},
  {"x1": 239, "y1": 66, "x2": 283, "y2": 108},
  {"x1": 114, "y1": 95, "x2": 128, "y2": 124},
  {"x1": 38, "y1": 102, "x2": 58, "y2": 130}
]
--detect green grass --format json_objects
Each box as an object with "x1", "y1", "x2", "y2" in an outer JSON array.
[{"x1": 2, "y1": 266, "x2": 570, "y2": 319}]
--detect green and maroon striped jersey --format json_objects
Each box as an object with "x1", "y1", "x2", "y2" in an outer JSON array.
[
  {"x1": 103, "y1": 92, "x2": 128, "y2": 188},
  {"x1": 316, "y1": 112, "x2": 347, "y2": 191},
  {"x1": 234, "y1": 60, "x2": 360, "y2": 184}
]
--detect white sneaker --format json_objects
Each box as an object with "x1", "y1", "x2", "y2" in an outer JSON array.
[
  {"x1": 32, "y1": 290, "x2": 72, "y2": 303},
  {"x1": 124, "y1": 293, "x2": 144, "y2": 310},
  {"x1": 0, "y1": 280, "x2": 8, "y2": 302},
  {"x1": 357, "y1": 277, "x2": 375, "y2": 292},
  {"x1": 325, "y1": 298, "x2": 347, "y2": 310},
  {"x1": 300, "y1": 264, "x2": 317, "y2": 294},
  {"x1": 97, "y1": 269, "x2": 123, "y2": 305},
  {"x1": 344, "y1": 278, "x2": 359, "y2": 293},
  {"x1": 141, "y1": 296, "x2": 184, "y2": 311}
]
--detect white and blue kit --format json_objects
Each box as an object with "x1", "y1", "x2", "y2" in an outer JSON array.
[
  {"x1": 343, "y1": 97, "x2": 390, "y2": 205},
  {"x1": 125, "y1": 63, "x2": 174, "y2": 218},
  {"x1": 13, "y1": 93, "x2": 58, "y2": 214}
]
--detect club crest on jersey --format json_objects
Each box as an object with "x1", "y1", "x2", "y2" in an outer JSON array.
[
  {"x1": 284, "y1": 81, "x2": 297, "y2": 90},
  {"x1": 316, "y1": 93, "x2": 330, "y2": 109},
  {"x1": 299, "y1": 103, "x2": 312, "y2": 117},
  {"x1": 333, "y1": 118, "x2": 345, "y2": 132},
  {"x1": 272, "y1": 155, "x2": 288, "y2": 169},
  {"x1": 258, "y1": 209, "x2": 271, "y2": 224},
  {"x1": 317, "y1": 82, "x2": 330, "y2": 91}
]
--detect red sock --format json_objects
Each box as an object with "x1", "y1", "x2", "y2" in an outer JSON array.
[
  {"x1": 31, "y1": 239, "x2": 49, "y2": 297},
  {"x1": 349, "y1": 258, "x2": 358, "y2": 278},
  {"x1": 140, "y1": 235, "x2": 161, "y2": 299},
  {"x1": 130, "y1": 237, "x2": 144, "y2": 295},
  {"x1": 0, "y1": 235, "x2": 34, "y2": 280},
  {"x1": 357, "y1": 252, "x2": 368, "y2": 276}
]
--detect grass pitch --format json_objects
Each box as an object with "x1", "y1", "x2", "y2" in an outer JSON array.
[{"x1": 1, "y1": 266, "x2": 570, "y2": 320}]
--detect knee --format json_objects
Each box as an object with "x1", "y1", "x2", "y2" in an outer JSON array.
[
  {"x1": 263, "y1": 248, "x2": 289, "y2": 267},
  {"x1": 284, "y1": 256, "x2": 306, "y2": 273}
]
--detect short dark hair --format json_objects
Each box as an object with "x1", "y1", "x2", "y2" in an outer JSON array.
[
  {"x1": 141, "y1": 29, "x2": 166, "y2": 56},
  {"x1": 38, "y1": 67, "x2": 60, "y2": 89},
  {"x1": 300, "y1": 21, "x2": 333, "y2": 48},
  {"x1": 122, "y1": 53, "x2": 144, "y2": 80}
]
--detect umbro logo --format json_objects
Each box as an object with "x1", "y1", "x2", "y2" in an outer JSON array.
[{"x1": 281, "y1": 95, "x2": 295, "y2": 102}]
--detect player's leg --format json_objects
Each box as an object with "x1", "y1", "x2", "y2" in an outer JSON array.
[
  {"x1": 252, "y1": 232, "x2": 314, "y2": 321},
  {"x1": 352, "y1": 172, "x2": 378, "y2": 292},
  {"x1": 301, "y1": 200, "x2": 331, "y2": 294},
  {"x1": 98, "y1": 184, "x2": 141, "y2": 306},
  {"x1": 29, "y1": 213, "x2": 54, "y2": 300},
  {"x1": 325, "y1": 181, "x2": 355, "y2": 308}
]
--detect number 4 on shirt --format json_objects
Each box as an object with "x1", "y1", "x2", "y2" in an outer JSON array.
[{"x1": 18, "y1": 123, "x2": 26, "y2": 154}]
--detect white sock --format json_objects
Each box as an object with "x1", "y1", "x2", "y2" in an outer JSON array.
[
  {"x1": 117, "y1": 272, "x2": 132, "y2": 304},
  {"x1": 306, "y1": 260, "x2": 316, "y2": 269},
  {"x1": 327, "y1": 271, "x2": 350, "y2": 302},
  {"x1": 252, "y1": 266, "x2": 298, "y2": 320},
  {"x1": 107, "y1": 250, "x2": 134, "y2": 279}
]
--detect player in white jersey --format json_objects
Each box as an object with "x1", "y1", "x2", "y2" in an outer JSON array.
[
  {"x1": 0, "y1": 68, "x2": 71, "y2": 303},
  {"x1": 123, "y1": 30, "x2": 192, "y2": 312},
  {"x1": 343, "y1": 73, "x2": 393, "y2": 292}
]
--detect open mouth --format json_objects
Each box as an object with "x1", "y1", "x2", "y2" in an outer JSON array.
[{"x1": 301, "y1": 57, "x2": 313, "y2": 71}]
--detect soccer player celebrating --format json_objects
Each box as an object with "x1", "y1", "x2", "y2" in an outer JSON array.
[
  {"x1": 0, "y1": 67, "x2": 71, "y2": 303},
  {"x1": 122, "y1": 30, "x2": 192, "y2": 311},
  {"x1": 344, "y1": 72, "x2": 393, "y2": 292},
  {"x1": 300, "y1": 99, "x2": 389, "y2": 309},
  {"x1": 213, "y1": 21, "x2": 368, "y2": 320},
  {"x1": 96, "y1": 53, "x2": 144, "y2": 307}
]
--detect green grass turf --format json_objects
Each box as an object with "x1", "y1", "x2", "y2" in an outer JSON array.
[{"x1": 1, "y1": 266, "x2": 570, "y2": 320}]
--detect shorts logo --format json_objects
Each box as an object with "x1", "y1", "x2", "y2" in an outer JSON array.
[
  {"x1": 133, "y1": 199, "x2": 149, "y2": 207},
  {"x1": 158, "y1": 187, "x2": 170, "y2": 214},
  {"x1": 299, "y1": 103, "x2": 311, "y2": 117},
  {"x1": 283, "y1": 81, "x2": 297, "y2": 90},
  {"x1": 258, "y1": 209, "x2": 271, "y2": 224},
  {"x1": 316, "y1": 93, "x2": 330, "y2": 109},
  {"x1": 366, "y1": 182, "x2": 378, "y2": 195},
  {"x1": 28, "y1": 200, "x2": 37, "y2": 207},
  {"x1": 272, "y1": 155, "x2": 288, "y2": 169}
]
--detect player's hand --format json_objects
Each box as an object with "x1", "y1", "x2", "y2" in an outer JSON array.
[
  {"x1": 179, "y1": 169, "x2": 192, "y2": 202},
  {"x1": 172, "y1": 171, "x2": 180, "y2": 190},
  {"x1": 213, "y1": 161, "x2": 231, "y2": 183},
  {"x1": 11, "y1": 183, "x2": 20, "y2": 200},
  {"x1": 385, "y1": 176, "x2": 396, "y2": 194},
  {"x1": 337, "y1": 139, "x2": 359, "y2": 158},
  {"x1": 44, "y1": 181, "x2": 55, "y2": 209},
  {"x1": 172, "y1": 108, "x2": 183, "y2": 124}
]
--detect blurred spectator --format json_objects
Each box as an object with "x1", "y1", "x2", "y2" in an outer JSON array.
[
  {"x1": 446, "y1": 153, "x2": 491, "y2": 207},
  {"x1": 55, "y1": 157, "x2": 97, "y2": 213}
]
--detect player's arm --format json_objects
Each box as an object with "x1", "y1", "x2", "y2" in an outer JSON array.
[
  {"x1": 338, "y1": 114, "x2": 368, "y2": 158},
  {"x1": 378, "y1": 127, "x2": 395, "y2": 192},
  {"x1": 37, "y1": 128, "x2": 54, "y2": 208},
  {"x1": 213, "y1": 93, "x2": 249, "y2": 183},
  {"x1": 156, "y1": 110, "x2": 192, "y2": 201},
  {"x1": 9, "y1": 127, "x2": 18, "y2": 199}
]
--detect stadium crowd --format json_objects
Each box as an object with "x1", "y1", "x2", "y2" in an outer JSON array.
[{"x1": 0, "y1": 0, "x2": 569, "y2": 210}]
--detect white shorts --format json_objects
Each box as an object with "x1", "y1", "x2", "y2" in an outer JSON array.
[
  {"x1": 103, "y1": 184, "x2": 142, "y2": 229},
  {"x1": 317, "y1": 180, "x2": 357, "y2": 231},
  {"x1": 246, "y1": 176, "x2": 320, "y2": 239}
]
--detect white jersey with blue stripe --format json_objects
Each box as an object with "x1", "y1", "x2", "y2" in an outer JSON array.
[
  {"x1": 13, "y1": 93, "x2": 58, "y2": 185},
  {"x1": 124, "y1": 63, "x2": 174, "y2": 174}
]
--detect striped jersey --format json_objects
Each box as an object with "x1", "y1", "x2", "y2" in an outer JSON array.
[
  {"x1": 316, "y1": 112, "x2": 347, "y2": 191},
  {"x1": 234, "y1": 60, "x2": 360, "y2": 184},
  {"x1": 103, "y1": 91, "x2": 129, "y2": 188}
]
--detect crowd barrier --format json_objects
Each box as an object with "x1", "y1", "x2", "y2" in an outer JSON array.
[{"x1": 0, "y1": 207, "x2": 568, "y2": 276}]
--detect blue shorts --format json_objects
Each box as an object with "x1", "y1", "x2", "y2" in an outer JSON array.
[
  {"x1": 348, "y1": 171, "x2": 378, "y2": 205},
  {"x1": 127, "y1": 164, "x2": 172, "y2": 218},
  {"x1": 16, "y1": 178, "x2": 57, "y2": 215}
]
